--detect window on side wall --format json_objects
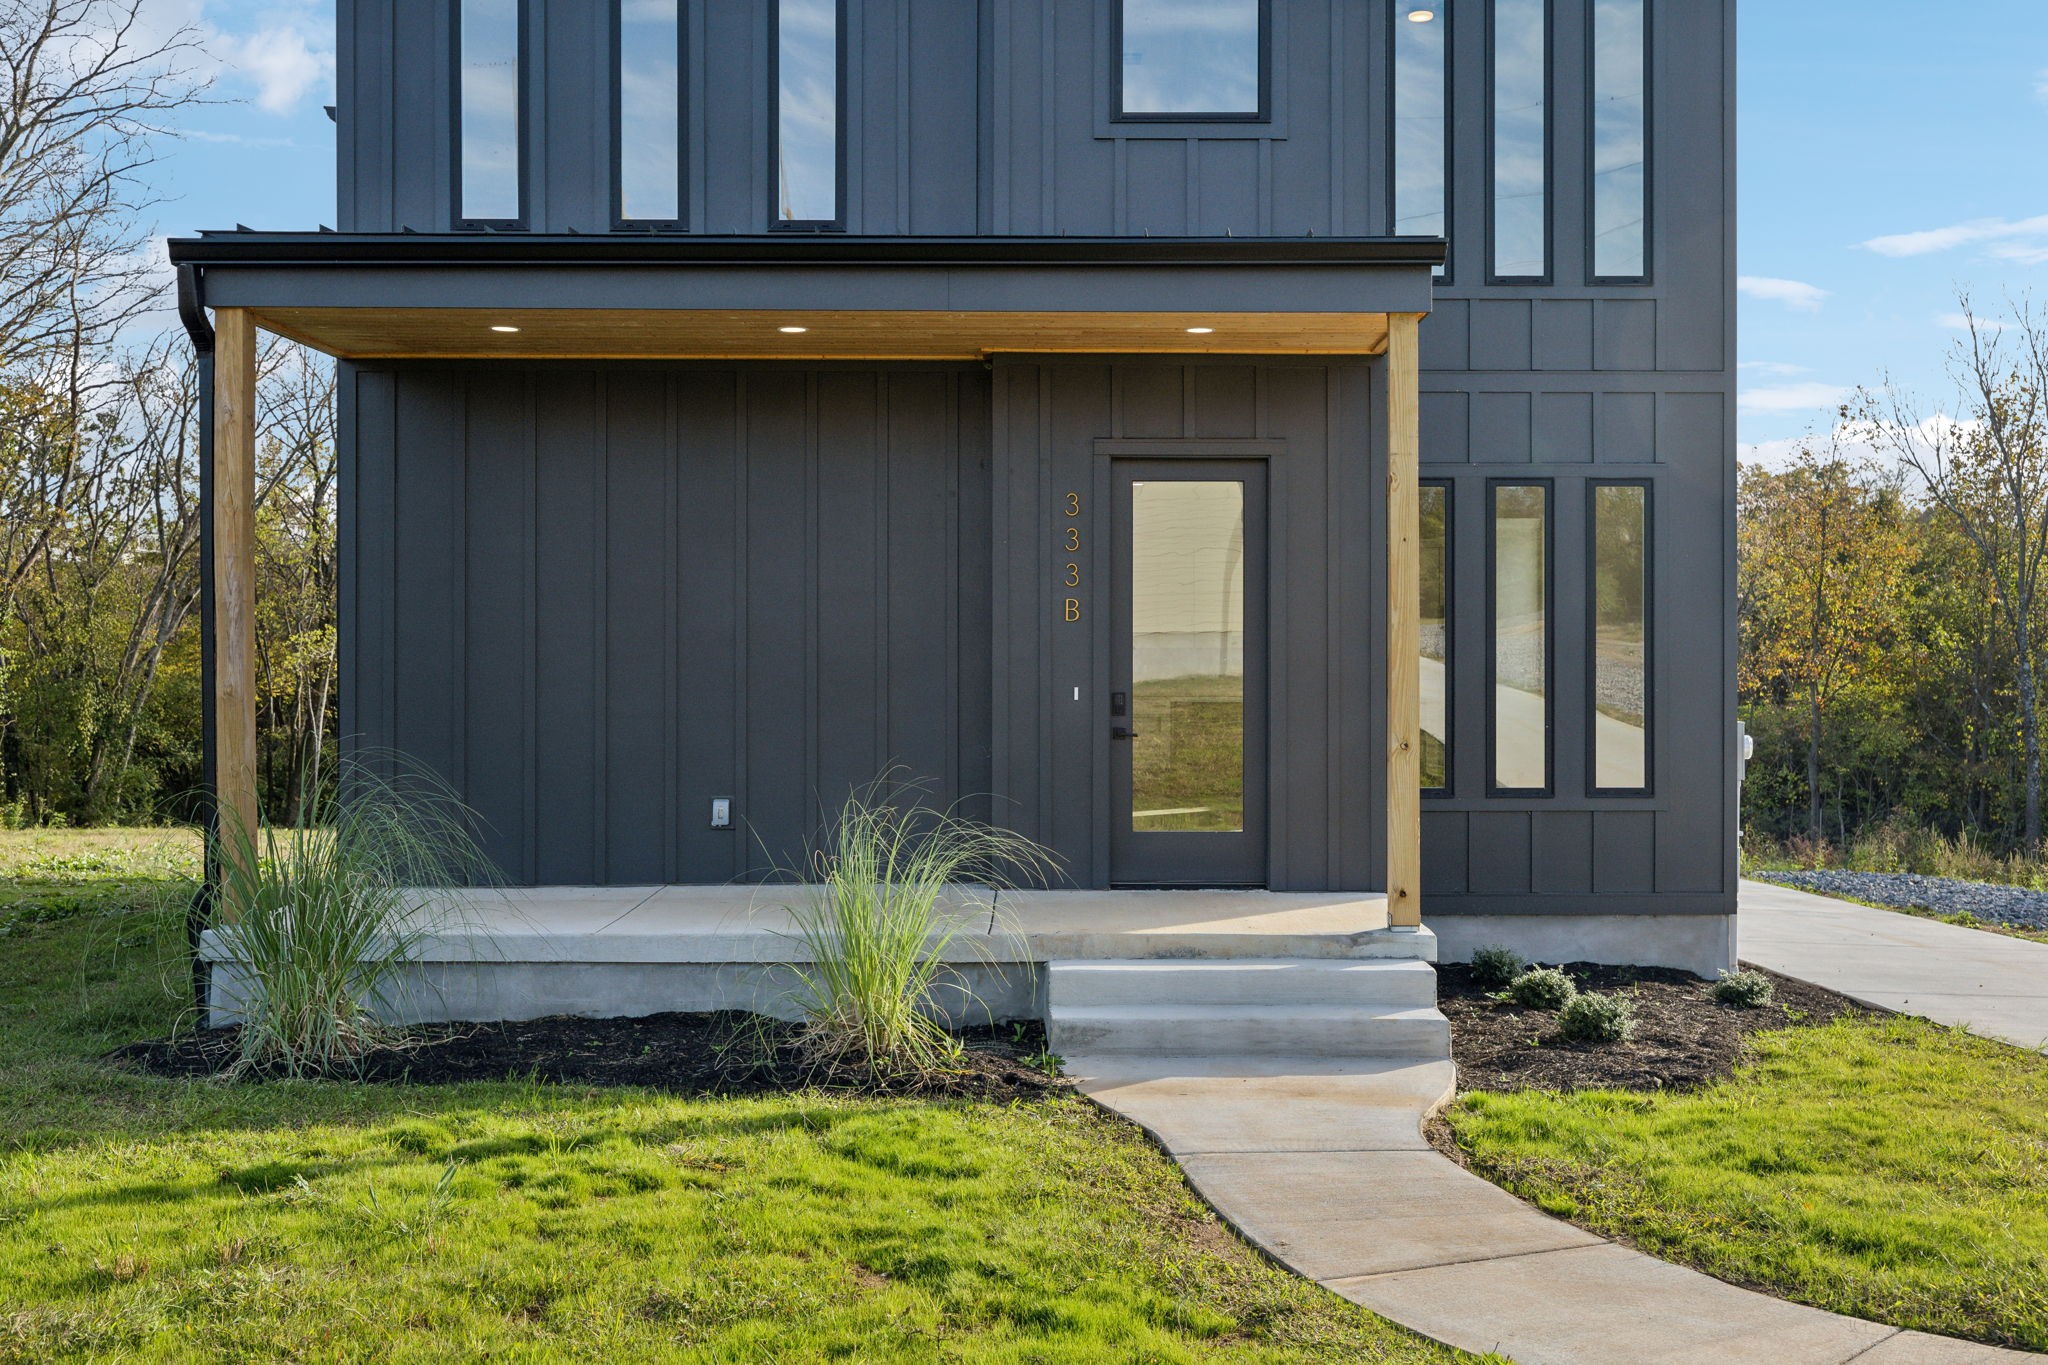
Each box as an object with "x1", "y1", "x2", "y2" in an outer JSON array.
[
  {"x1": 775, "y1": 0, "x2": 842, "y2": 228},
  {"x1": 616, "y1": 0, "x2": 683, "y2": 228},
  {"x1": 1589, "y1": 0, "x2": 1648, "y2": 281},
  {"x1": 1421, "y1": 481, "x2": 1452, "y2": 793},
  {"x1": 1393, "y1": 2, "x2": 1450, "y2": 278},
  {"x1": 457, "y1": 0, "x2": 524, "y2": 228},
  {"x1": 1589, "y1": 482, "x2": 1650, "y2": 793},
  {"x1": 1489, "y1": 0, "x2": 1548, "y2": 282},
  {"x1": 1117, "y1": 0, "x2": 1269, "y2": 122},
  {"x1": 1488, "y1": 481, "x2": 1551, "y2": 794}
]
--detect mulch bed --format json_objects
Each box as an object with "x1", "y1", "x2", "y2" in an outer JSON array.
[
  {"x1": 1438, "y1": 962, "x2": 1874, "y2": 1094},
  {"x1": 111, "y1": 1011, "x2": 1070, "y2": 1103}
]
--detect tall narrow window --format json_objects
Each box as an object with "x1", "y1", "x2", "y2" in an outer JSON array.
[
  {"x1": 1393, "y1": 2, "x2": 1449, "y2": 268},
  {"x1": 1118, "y1": 0, "x2": 1266, "y2": 119},
  {"x1": 458, "y1": 0, "x2": 522, "y2": 226},
  {"x1": 1590, "y1": 0, "x2": 1646, "y2": 279},
  {"x1": 616, "y1": 0, "x2": 682, "y2": 225},
  {"x1": 1591, "y1": 483, "x2": 1649, "y2": 791},
  {"x1": 1489, "y1": 483, "x2": 1549, "y2": 792},
  {"x1": 1420, "y1": 482, "x2": 1451, "y2": 791},
  {"x1": 1490, "y1": 0, "x2": 1547, "y2": 280},
  {"x1": 775, "y1": 0, "x2": 839, "y2": 226}
]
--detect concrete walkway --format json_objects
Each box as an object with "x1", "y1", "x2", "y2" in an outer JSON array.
[
  {"x1": 1069, "y1": 1053, "x2": 2039, "y2": 1364},
  {"x1": 1740, "y1": 878, "x2": 2048, "y2": 1053}
]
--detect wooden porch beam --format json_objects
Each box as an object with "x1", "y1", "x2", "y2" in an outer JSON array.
[
  {"x1": 1385, "y1": 312, "x2": 1424, "y2": 928},
  {"x1": 212, "y1": 306, "x2": 259, "y2": 899}
]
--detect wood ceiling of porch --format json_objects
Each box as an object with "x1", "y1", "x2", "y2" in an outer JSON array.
[{"x1": 243, "y1": 307, "x2": 1394, "y2": 361}]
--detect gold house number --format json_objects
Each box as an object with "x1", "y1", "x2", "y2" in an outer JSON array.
[{"x1": 1062, "y1": 492, "x2": 1082, "y2": 622}]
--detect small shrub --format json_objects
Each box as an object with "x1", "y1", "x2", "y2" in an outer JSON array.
[
  {"x1": 1557, "y1": 990, "x2": 1635, "y2": 1043},
  {"x1": 1709, "y1": 968, "x2": 1774, "y2": 1009},
  {"x1": 1469, "y1": 945, "x2": 1527, "y2": 990},
  {"x1": 1504, "y1": 966, "x2": 1578, "y2": 1010}
]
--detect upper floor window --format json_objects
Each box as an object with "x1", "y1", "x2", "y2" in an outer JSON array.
[
  {"x1": 1590, "y1": 0, "x2": 1647, "y2": 280},
  {"x1": 616, "y1": 0, "x2": 683, "y2": 226},
  {"x1": 1393, "y1": 3, "x2": 1449, "y2": 273},
  {"x1": 457, "y1": 0, "x2": 524, "y2": 227},
  {"x1": 1489, "y1": 0, "x2": 1548, "y2": 281},
  {"x1": 775, "y1": 0, "x2": 841, "y2": 227},
  {"x1": 1116, "y1": 0, "x2": 1268, "y2": 121}
]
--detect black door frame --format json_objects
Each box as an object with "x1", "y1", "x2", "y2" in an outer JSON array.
[{"x1": 1107, "y1": 458, "x2": 1270, "y2": 887}]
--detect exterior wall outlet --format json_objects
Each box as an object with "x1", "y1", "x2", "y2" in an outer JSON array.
[{"x1": 710, "y1": 798, "x2": 732, "y2": 829}]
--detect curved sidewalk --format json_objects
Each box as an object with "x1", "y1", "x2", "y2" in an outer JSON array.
[
  {"x1": 1739, "y1": 878, "x2": 2048, "y2": 1052},
  {"x1": 1068, "y1": 1054, "x2": 2038, "y2": 1365}
]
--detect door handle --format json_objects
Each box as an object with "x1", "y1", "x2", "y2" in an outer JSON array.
[{"x1": 1112, "y1": 726, "x2": 1140, "y2": 741}]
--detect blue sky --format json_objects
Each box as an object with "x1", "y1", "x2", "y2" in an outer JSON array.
[{"x1": 148, "y1": 0, "x2": 2047, "y2": 465}]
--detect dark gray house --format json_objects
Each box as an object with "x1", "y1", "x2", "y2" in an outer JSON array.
[{"x1": 176, "y1": 0, "x2": 1736, "y2": 1031}]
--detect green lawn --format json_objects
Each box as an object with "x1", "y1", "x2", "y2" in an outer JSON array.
[
  {"x1": 0, "y1": 831, "x2": 1471, "y2": 1364},
  {"x1": 1445, "y1": 1017, "x2": 2048, "y2": 1351}
]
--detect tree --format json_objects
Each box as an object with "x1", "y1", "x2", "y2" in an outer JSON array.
[
  {"x1": 1858, "y1": 296, "x2": 2048, "y2": 849},
  {"x1": 0, "y1": 0, "x2": 208, "y2": 371},
  {"x1": 1738, "y1": 444, "x2": 1914, "y2": 840}
]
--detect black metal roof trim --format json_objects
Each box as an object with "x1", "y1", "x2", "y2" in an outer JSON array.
[{"x1": 166, "y1": 232, "x2": 1447, "y2": 269}]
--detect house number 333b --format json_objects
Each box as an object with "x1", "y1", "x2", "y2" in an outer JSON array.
[{"x1": 1061, "y1": 492, "x2": 1082, "y2": 622}]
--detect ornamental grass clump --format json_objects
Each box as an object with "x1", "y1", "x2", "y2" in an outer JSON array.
[
  {"x1": 202, "y1": 760, "x2": 498, "y2": 1078},
  {"x1": 780, "y1": 779, "x2": 1057, "y2": 1083},
  {"x1": 1557, "y1": 990, "x2": 1636, "y2": 1043},
  {"x1": 1504, "y1": 965, "x2": 1578, "y2": 1010},
  {"x1": 1469, "y1": 944, "x2": 1527, "y2": 990},
  {"x1": 1710, "y1": 968, "x2": 1775, "y2": 1009}
]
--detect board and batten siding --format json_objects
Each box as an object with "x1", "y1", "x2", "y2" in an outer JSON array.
[{"x1": 340, "y1": 362, "x2": 992, "y2": 885}]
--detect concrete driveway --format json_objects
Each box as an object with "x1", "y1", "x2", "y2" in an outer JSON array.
[{"x1": 1739, "y1": 879, "x2": 2048, "y2": 1053}]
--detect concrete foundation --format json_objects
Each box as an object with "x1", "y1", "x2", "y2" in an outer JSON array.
[{"x1": 1430, "y1": 913, "x2": 1737, "y2": 978}]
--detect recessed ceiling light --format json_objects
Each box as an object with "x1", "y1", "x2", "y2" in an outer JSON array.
[
  {"x1": 778, "y1": 325, "x2": 809, "y2": 334},
  {"x1": 1186, "y1": 326, "x2": 1215, "y2": 334},
  {"x1": 490, "y1": 324, "x2": 520, "y2": 333},
  {"x1": 1408, "y1": 8, "x2": 1436, "y2": 20}
]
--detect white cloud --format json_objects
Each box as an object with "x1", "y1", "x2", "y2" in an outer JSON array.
[
  {"x1": 1861, "y1": 213, "x2": 2048, "y2": 259},
  {"x1": 1741, "y1": 413, "x2": 1982, "y2": 473},
  {"x1": 2036, "y1": 67, "x2": 2048, "y2": 104},
  {"x1": 1739, "y1": 360, "x2": 1812, "y2": 377},
  {"x1": 216, "y1": 22, "x2": 331, "y2": 115},
  {"x1": 1738, "y1": 276, "x2": 1829, "y2": 312},
  {"x1": 1938, "y1": 311, "x2": 2009, "y2": 334},
  {"x1": 1739, "y1": 382, "x2": 1849, "y2": 415}
]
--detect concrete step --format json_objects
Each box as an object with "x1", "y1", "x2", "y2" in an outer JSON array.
[
  {"x1": 1048, "y1": 958, "x2": 1439, "y2": 1009},
  {"x1": 1046, "y1": 1003, "x2": 1452, "y2": 1058}
]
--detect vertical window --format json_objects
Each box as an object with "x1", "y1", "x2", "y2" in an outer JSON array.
[
  {"x1": 1117, "y1": 0, "x2": 1267, "y2": 119},
  {"x1": 775, "y1": 0, "x2": 840, "y2": 226},
  {"x1": 1490, "y1": 0, "x2": 1547, "y2": 280},
  {"x1": 458, "y1": 0, "x2": 523, "y2": 226},
  {"x1": 1393, "y1": 2, "x2": 1449, "y2": 270},
  {"x1": 1420, "y1": 482, "x2": 1451, "y2": 792},
  {"x1": 616, "y1": 0, "x2": 682, "y2": 225},
  {"x1": 1590, "y1": 483, "x2": 1649, "y2": 792},
  {"x1": 1589, "y1": 0, "x2": 1647, "y2": 279},
  {"x1": 1489, "y1": 483, "x2": 1550, "y2": 793}
]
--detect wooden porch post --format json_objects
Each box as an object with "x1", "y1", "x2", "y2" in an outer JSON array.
[
  {"x1": 1385, "y1": 312, "x2": 1424, "y2": 928},
  {"x1": 212, "y1": 307, "x2": 259, "y2": 902}
]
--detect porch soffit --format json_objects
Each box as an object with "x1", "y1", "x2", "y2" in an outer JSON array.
[{"x1": 168, "y1": 233, "x2": 1441, "y2": 363}]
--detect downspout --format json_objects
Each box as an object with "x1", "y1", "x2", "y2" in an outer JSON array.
[{"x1": 177, "y1": 264, "x2": 217, "y2": 1014}]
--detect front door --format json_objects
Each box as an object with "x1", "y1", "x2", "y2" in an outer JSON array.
[{"x1": 1109, "y1": 461, "x2": 1268, "y2": 886}]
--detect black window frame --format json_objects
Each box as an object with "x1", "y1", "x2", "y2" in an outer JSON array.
[
  {"x1": 1485, "y1": 478, "x2": 1554, "y2": 798},
  {"x1": 451, "y1": 0, "x2": 531, "y2": 231},
  {"x1": 1585, "y1": 479, "x2": 1653, "y2": 796},
  {"x1": 1420, "y1": 477, "x2": 1455, "y2": 797},
  {"x1": 1484, "y1": 0, "x2": 1553, "y2": 285},
  {"x1": 1112, "y1": 0, "x2": 1273, "y2": 124},
  {"x1": 612, "y1": 0, "x2": 688, "y2": 231},
  {"x1": 768, "y1": 0, "x2": 848, "y2": 232},
  {"x1": 1388, "y1": 3, "x2": 1454, "y2": 283},
  {"x1": 1585, "y1": 0, "x2": 1652, "y2": 285}
]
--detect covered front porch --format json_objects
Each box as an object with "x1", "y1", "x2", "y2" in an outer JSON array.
[{"x1": 172, "y1": 233, "x2": 1442, "y2": 948}]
